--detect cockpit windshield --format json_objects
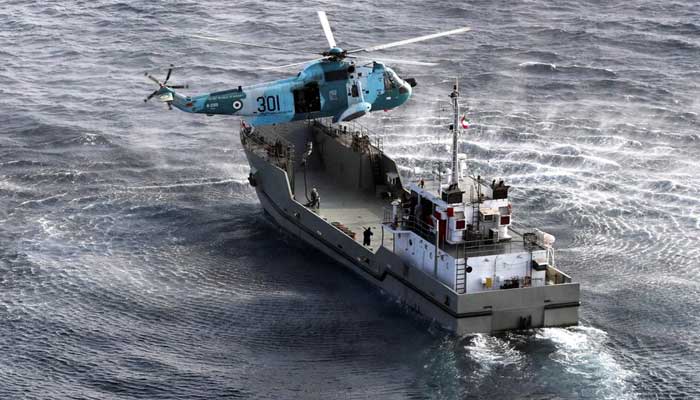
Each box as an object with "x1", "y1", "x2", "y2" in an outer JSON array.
[{"x1": 383, "y1": 70, "x2": 400, "y2": 90}]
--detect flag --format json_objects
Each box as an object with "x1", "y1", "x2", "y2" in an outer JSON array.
[{"x1": 460, "y1": 115, "x2": 470, "y2": 129}]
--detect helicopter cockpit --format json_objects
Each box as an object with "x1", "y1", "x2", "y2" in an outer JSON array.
[
  {"x1": 383, "y1": 67, "x2": 415, "y2": 94},
  {"x1": 383, "y1": 69, "x2": 400, "y2": 90}
]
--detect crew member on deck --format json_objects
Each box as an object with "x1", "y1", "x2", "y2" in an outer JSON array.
[
  {"x1": 306, "y1": 188, "x2": 320, "y2": 209},
  {"x1": 363, "y1": 227, "x2": 373, "y2": 246}
]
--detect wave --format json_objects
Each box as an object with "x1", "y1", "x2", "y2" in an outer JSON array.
[
  {"x1": 516, "y1": 50, "x2": 562, "y2": 63},
  {"x1": 126, "y1": 178, "x2": 249, "y2": 191},
  {"x1": 461, "y1": 334, "x2": 525, "y2": 376},
  {"x1": 532, "y1": 27, "x2": 596, "y2": 41},
  {"x1": 94, "y1": 2, "x2": 149, "y2": 14},
  {"x1": 518, "y1": 62, "x2": 617, "y2": 79},
  {"x1": 517, "y1": 61, "x2": 557, "y2": 73},
  {"x1": 3, "y1": 118, "x2": 116, "y2": 149},
  {"x1": 637, "y1": 20, "x2": 700, "y2": 36},
  {"x1": 505, "y1": 149, "x2": 622, "y2": 170},
  {"x1": 536, "y1": 327, "x2": 637, "y2": 399}
]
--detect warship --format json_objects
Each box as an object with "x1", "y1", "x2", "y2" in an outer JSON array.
[{"x1": 241, "y1": 85, "x2": 579, "y2": 334}]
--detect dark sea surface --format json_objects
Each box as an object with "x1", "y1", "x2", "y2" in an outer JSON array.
[{"x1": 1, "y1": 1, "x2": 699, "y2": 398}]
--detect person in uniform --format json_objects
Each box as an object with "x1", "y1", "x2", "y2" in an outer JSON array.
[
  {"x1": 306, "y1": 188, "x2": 320, "y2": 209},
  {"x1": 363, "y1": 227, "x2": 373, "y2": 246}
]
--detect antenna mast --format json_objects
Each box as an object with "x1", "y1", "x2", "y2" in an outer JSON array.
[
  {"x1": 449, "y1": 79, "x2": 460, "y2": 187},
  {"x1": 441, "y1": 79, "x2": 465, "y2": 205}
]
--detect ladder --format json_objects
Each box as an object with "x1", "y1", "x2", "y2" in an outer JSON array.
[
  {"x1": 471, "y1": 201, "x2": 480, "y2": 234},
  {"x1": 375, "y1": 135, "x2": 384, "y2": 152},
  {"x1": 369, "y1": 150, "x2": 382, "y2": 184},
  {"x1": 455, "y1": 259, "x2": 467, "y2": 294}
]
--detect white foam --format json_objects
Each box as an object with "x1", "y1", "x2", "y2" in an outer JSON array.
[
  {"x1": 538, "y1": 326, "x2": 637, "y2": 399},
  {"x1": 518, "y1": 61, "x2": 557, "y2": 69},
  {"x1": 17, "y1": 193, "x2": 67, "y2": 207},
  {"x1": 126, "y1": 178, "x2": 246, "y2": 190},
  {"x1": 463, "y1": 334, "x2": 525, "y2": 376},
  {"x1": 0, "y1": 178, "x2": 26, "y2": 193}
]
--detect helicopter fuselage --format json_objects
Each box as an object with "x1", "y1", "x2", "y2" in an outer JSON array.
[{"x1": 157, "y1": 60, "x2": 413, "y2": 126}]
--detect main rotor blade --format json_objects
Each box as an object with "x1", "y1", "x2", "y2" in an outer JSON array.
[
  {"x1": 348, "y1": 55, "x2": 437, "y2": 66},
  {"x1": 164, "y1": 67, "x2": 173, "y2": 84},
  {"x1": 145, "y1": 74, "x2": 161, "y2": 85},
  {"x1": 347, "y1": 27, "x2": 471, "y2": 54},
  {"x1": 317, "y1": 11, "x2": 337, "y2": 48},
  {"x1": 190, "y1": 34, "x2": 319, "y2": 56},
  {"x1": 145, "y1": 90, "x2": 159, "y2": 102},
  {"x1": 258, "y1": 57, "x2": 329, "y2": 70}
]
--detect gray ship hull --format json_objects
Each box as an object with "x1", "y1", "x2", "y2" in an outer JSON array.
[{"x1": 242, "y1": 121, "x2": 579, "y2": 335}]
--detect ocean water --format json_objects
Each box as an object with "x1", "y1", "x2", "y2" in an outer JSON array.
[{"x1": 1, "y1": 1, "x2": 699, "y2": 398}]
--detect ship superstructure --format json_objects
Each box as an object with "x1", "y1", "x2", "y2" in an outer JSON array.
[{"x1": 240, "y1": 85, "x2": 579, "y2": 334}]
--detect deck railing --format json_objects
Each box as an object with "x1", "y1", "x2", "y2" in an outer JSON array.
[
  {"x1": 382, "y1": 205, "x2": 547, "y2": 259},
  {"x1": 310, "y1": 118, "x2": 384, "y2": 152},
  {"x1": 240, "y1": 124, "x2": 295, "y2": 177},
  {"x1": 382, "y1": 206, "x2": 436, "y2": 242}
]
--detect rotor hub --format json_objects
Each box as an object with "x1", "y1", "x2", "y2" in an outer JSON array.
[{"x1": 324, "y1": 47, "x2": 346, "y2": 59}]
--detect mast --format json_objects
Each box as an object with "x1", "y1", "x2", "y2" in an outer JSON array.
[
  {"x1": 442, "y1": 80, "x2": 465, "y2": 205},
  {"x1": 449, "y1": 80, "x2": 460, "y2": 187}
]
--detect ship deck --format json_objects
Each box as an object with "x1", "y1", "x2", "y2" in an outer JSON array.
[{"x1": 293, "y1": 169, "x2": 393, "y2": 252}]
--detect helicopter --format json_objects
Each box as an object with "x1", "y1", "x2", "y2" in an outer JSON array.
[{"x1": 144, "y1": 11, "x2": 470, "y2": 126}]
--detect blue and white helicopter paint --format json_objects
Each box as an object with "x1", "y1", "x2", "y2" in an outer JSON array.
[{"x1": 145, "y1": 11, "x2": 469, "y2": 126}]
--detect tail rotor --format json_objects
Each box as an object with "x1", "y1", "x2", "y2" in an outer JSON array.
[{"x1": 144, "y1": 64, "x2": 188, "y2": 109}]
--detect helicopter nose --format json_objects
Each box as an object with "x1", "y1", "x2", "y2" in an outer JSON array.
[{"x1": 405, "y1": 78, "x2": 417, "y2": 87}]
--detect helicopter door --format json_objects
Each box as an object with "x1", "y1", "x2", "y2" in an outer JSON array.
[
  {"x1": 346, "y1": 78, "x2": 366, "y2": 105},
  {"x1": 351, "y1": 83, "x2": 360, "y2": 98},
  {"x1": 293, "y1": 83, "x2": 321, "y2": 114}
]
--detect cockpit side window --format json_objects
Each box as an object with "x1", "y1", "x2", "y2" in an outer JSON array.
[{"x1": 384, "y1": 71, "x2": 396, "y2": 90}]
